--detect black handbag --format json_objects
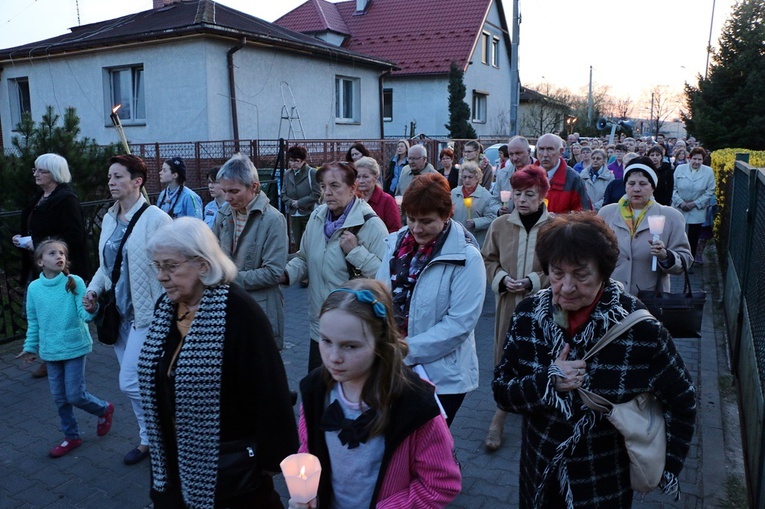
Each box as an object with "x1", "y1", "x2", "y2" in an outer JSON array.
[
  {"x1": 637, "y1": 257, "x2": 706, "y2": 338},
  {"x1": 215, "y1": 438, "x2": 261, "y2": 501},
  {"x1": 95, "y1": 203, "x2": 149, "y2": 345}
]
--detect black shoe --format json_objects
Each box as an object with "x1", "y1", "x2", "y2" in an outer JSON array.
[{"x1": 124, "y1": 446, "x2": 150, "y2": 465}]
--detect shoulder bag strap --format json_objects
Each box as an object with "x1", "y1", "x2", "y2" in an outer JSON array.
[
  {"x1": 581, "y1": 309, "x2": 654, "y2": 362},
  {"x1": 680, "y1": 256, "x2": 693, "y2": 297},
  {"x1": 345, "y1": 212, "x2": 376, "y2": 278},
  {"x1": 110, "y1": 202, "x2": 150, "y2": 286}
]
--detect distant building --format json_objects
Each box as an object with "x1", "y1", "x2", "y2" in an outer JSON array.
[
  {"x1": 276, "y1": 0, "x2": 515, "y2": 138},
  {"x1": 0, "y1": 0, "x2": 395, "y2": 148}
]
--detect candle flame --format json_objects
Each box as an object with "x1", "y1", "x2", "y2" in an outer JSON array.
[
  {"x1": 299, "y1": 465, "x2": 307, "y2": 480},
  {"x1": 111, "y1": 104, "x2": 122, "y2": 114}
]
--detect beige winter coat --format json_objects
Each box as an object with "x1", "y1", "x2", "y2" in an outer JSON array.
[
  {"x1": 481, "y1": 206, "x2": 549, "y2": 364},
  {"x1": 285, "y1": 199, "x2": 388, "y2": 341},
  {"x1": 598, "y1": 201, "x2": 693, "y2": 296},
  {"x1": 213, "y1": 191, "x2": 288, "y2": 348}
]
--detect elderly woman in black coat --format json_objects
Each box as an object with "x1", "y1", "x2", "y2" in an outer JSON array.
[
  {"x1": 139, "y1": 217, "x2": 298, "y2": 508},
  {"x1": 492, "y1": 213, "x2": 696, "y2": 508},
  {"x1": 14, "y1": 153, "x2": 90, "y2": 377}
]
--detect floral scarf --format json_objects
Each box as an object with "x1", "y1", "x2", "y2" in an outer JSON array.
[
  {"x1": 618, "y1": 196, "x2": 654, "y2": 237},
  {"x1": 389, "y1": 222, "x2": 450, "y2": 333}
]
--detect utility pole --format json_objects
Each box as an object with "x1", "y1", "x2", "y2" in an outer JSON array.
[
  {"x1": 509, "y1": 0, "x2": 521, "y2": 136},
  {"x1": 587, "y1": 66, "x2": 593, "y2": 126},
  {"x1": 705, "y1": 0, "x2": 717, "y2": 80}
]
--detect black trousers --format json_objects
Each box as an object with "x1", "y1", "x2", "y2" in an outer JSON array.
[
  {"x1": 688, "y1": 223, "x2": 702, "y2": 258},
  {"x1": 437, "y1": 393, "x2": 466, "y2": 427}
]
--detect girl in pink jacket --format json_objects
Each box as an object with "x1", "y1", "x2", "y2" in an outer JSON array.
[{"x1": 289, "y1": 278, "x2": 461, "y2": 509}]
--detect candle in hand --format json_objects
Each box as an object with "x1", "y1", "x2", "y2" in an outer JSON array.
[
  {"x1": 395, "y1": 195, "x2": 403, "y2": 207},
  {"x1": 281, "y1": 453, "x2": 322, "y2": 504},
  {"x1": 463, "y1": 196, "x2": 473, "y2": 220},
  {"x1": 647, "y1": 215, "x2": 666, "y2": 271},
  {"x1": 500, "y1": 190, "x2": 511, "y2": 207}
]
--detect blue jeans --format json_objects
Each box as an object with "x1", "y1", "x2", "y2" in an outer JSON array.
[{"x1": 47, "y1": 355, "x2": 108, "y2": 439}]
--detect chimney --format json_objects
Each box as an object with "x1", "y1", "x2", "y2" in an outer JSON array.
[
  {"x1": 355, "y1": 0, "x2": 369, "y2": 14},
  {"x1": 154, "y1": 0, "x2": 183, "y2": 9}
]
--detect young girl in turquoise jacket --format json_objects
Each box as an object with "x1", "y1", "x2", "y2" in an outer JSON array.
[{"x1": 18, "y1": 239, "x2": 114, "y2": 458}]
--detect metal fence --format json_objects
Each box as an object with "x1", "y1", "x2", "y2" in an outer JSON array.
[{"x1": 723, "y1": 158, "x2": 765, "y2": 508}]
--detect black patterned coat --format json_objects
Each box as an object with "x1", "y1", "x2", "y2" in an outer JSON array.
[{"x1": 492, "y1": 280, "x2": 696, "y2": 508}]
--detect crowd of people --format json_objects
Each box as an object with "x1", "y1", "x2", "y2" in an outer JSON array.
[{"x1": 14, "y1": 131, "x2": 709, "y2": 508}]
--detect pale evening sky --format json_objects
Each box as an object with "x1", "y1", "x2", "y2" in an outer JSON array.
[{"x1": 0, "y1": 0, "x2": 736, "y2": 113}]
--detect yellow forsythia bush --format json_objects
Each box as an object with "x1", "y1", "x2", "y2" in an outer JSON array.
[{"x1": 709, "y1": 148, "x2": 765, "y2": 239}]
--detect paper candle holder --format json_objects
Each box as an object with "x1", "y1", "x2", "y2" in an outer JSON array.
[{"x1": 280, "y1": 453, "x2": 322, "y2": 504}]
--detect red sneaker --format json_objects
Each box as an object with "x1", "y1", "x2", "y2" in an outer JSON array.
[
  {"x1": 97, "y1": 402, "x2": 114, "y2": 437},
  {"x1": 49, "y1": 438, "x2": 82, "y2": 458}
]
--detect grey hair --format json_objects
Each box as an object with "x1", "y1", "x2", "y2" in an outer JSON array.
[
  {"x1": 508, "y1": 135, "x2": 530, "y2": 151},
  {"x1": 148, "y1": 217, "x2": 237, "y2": 287},
  {"x1": 35, "y1": 153, "x2": 71, "y2": 184},
  {"x1": 354, "y1": 156, "x2": 381, "y2": 178},
  {"x1": 408, "y1": 144, "x2": 427, "y2": 158},
  {"x1": 216, "y1": 153, "x2": 259, "y2": 187},
  {"x1": 538, "y1": 133, "x2": 564, "y2": 150},
  {"x1": 460, "y1": 161, "x2": 483, "y2": 181}
]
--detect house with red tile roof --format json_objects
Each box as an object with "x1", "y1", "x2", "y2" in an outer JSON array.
[
  {"x1": 276, "y1": 0, "x2": 515, "y2": 138},
  {"x1": 0, "y1": 0, "x2": 396, "y2": 148}
]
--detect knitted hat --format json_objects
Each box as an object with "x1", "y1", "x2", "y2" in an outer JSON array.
[
  {"x1": 624, "y1": 162, "x2": 657, "y2": 189},
  {"x1": 165, "y1": 157, "x2": 187, "y2": 183}
]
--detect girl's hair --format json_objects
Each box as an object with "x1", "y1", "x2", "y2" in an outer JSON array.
[
  {"x1": 34, "y1": 239, "x2": 76, "y2": 294},
  {"x1": 319, "y1": 278, "x2": 410, "y2": 437},
  {"x1": 345, "y1": 143, "x2": 370, "y2": 162},
  {"x1": 464, "y1": 140, "x2": 483, "y2": 153}
]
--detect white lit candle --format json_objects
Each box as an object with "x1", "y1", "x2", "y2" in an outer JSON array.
[
  {"x1": 281, "y1": 453, "x2": 322, "y2": 504},
  {"x1": 647, "y1": 215, "x2": 666, "y2": 271},
  {"x1": 500, "y1": 190, "x2": 511, "y2": 207},
  {"x1": 394, "y1": 195, "x2": 403, "y2": 207}
]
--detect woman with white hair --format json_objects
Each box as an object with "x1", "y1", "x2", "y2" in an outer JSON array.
[
  {"x1": 14, "y1": 153, "x2": 91, "y2": 378},
  {"x1": 139, "y1": 217, "x2": 298, "y2": 509},
  {"x1": 451, "y1": 162, "x2": 499, "y2": 246}
]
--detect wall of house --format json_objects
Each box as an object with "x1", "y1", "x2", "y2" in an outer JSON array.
[
  {"x1": 382, "y1": 76, "x2": 449, "y2": 139},
  {"x1": 0, "y1": 36, "x2": 383, "y2": 149},
  {"x1": 463, "y1": 0, "x2": 513, "y2": 137}
]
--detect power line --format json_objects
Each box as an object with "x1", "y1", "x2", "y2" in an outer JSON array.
[{"x1": 2, "y1": 0, "x2": 39, "y2": 28}]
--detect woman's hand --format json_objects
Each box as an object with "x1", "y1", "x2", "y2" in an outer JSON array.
[
  {"x1": 649, "y1": 239, "x2": 669, "y2": 261},
  {"x1": 681, "y1": 201, "x2": 694, "y2": 211},
  {"x1": 339, "y1": 231, "x2": 359, "y2": 254},
  {"x1": 288, "y1": 498, "x2": 317, "y2": 509},
  {"x1": 465, "y1": 219, "x2": 475, "y2": 230},
  {"x1": 554, "y1": 343, "x2": 586, "y2": 393},
  {"x1": 12, "y1": 235, "x2": 21, "y2": 248},
  {"x1": 83, "y1": 290, "x2": 98, "y2": 312},
  {"x1": 503, "y1": 276, "x2": 528, "y2": 294},
  {"x1": 279, "y1": 273, "x2": 290, "y2": 285}
]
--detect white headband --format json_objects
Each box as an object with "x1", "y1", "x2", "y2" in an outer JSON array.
[{"x1": 624, "y1": 163, "x2": 657, "y2": 188}]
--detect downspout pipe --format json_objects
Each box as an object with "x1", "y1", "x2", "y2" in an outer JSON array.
[{"x1": 227, "y1": 37, "x2": 246, "y2": 150}]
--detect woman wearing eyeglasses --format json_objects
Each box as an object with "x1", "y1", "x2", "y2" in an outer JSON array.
[
  {"x1": 83, "y1": 154, "x2": 171, "y2": 465},
  {"x1": 13, "y1": 153, "x2": 92, "y2": 378},
  {"x1": 139, "y1": 217, "x2": 298, "y2": 509},
  {"x1": 460, "y1": 140, "x2": 494, "y2": 190}
]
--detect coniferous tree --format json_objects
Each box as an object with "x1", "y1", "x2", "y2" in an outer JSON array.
[
  {"x1": 445, "y1": 61, "x2": 477, "y2": 139},
  {"x1": 683, "y1": 0, "x2": 765, "y2": 150}
]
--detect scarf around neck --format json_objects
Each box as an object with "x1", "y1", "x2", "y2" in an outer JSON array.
[
  {"x1": 390, "y1": 222, "x2": 450, "y2": 333},
  {"x1": 618, "y1": 196, "x2": 654, "y2": 236},
  {"x1": 324, "y1": 198, "x2": 356, "y2": 240},
  {"x1": 138, "y1": 285, "x2": 229, "y2": 509}
]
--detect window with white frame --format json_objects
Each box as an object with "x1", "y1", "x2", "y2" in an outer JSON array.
[
  {"x1": 481, "y1": 32, "x2": 490, "y2": 64},
  {"x1": 8, "y1": 77, "x2": 31, "y2": 130},
  {"x1": 492, "y1": 37, "x2": 500, "y2": 67},
  {"x1": 335, "y1": 76, "x2": 360, "y2": 123},
  {"x1": 383, "y1": 88, "x2": 393, "y2": 122},
  {"x1": 472, "y1": 91, "x2": 488, "y2": 123},
  {"x1": 107, "y1": 65, "x2": 145, "y2": 123}
]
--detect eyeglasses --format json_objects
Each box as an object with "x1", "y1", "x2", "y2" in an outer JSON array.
[
  {"x1": 32, "y1": 168, "x2": 51, "y2": 175},
  {"x1": 151, "y1": 258, "x2": 195, "y2": 275}
]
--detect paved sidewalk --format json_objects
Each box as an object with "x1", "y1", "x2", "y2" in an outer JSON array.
[{"x1": 0, "y1": 258, "x2": 729, "y2": 508}]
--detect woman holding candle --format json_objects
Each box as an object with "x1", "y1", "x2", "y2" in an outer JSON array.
[
  {"x1": 598, "y1": 157, "x2": 692, "y2": 296},
  {"x1": 377, "y1": 172, "x2": 485, "y2": 426},
  {"x1": 290, "y1": 278, "x2": 461, "y2": 509},
  {"x1": 138, "y1": 218, "x2": 298, "y2": 509},
  {"x1": 450, "y1": 162, "x2": 499, "y2": 247},
  {"x1": 355, "y1": 157, "x2": 401, "y2": 233},
  {"x1": 481, "y1": 165, "x2": 550, "y2": 452}
]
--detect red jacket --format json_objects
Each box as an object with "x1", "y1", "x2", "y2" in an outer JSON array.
[
  {"x1": 546, "y1": 158, "x2": 592, "y2": 213},
  {"x1": 367, "y1": 185, "x2": 402, "y2": 233}
]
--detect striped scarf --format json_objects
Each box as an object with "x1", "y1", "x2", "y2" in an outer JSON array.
[{"x1": 138, "y1": 285, "x2": 229, "y2": 509}]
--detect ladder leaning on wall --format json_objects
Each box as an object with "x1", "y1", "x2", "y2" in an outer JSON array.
[{"x1": 278, "y1": 81, "x2": 305, "y2": 140}]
